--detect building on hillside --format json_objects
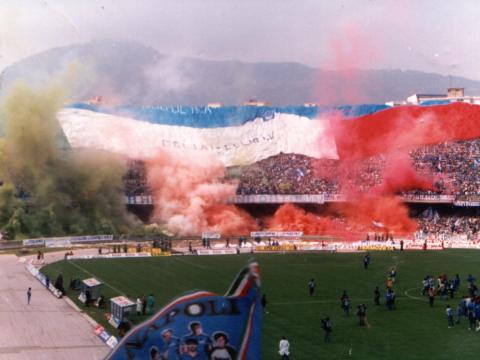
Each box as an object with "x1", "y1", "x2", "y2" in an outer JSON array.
[
  {"x1": 207, "y1": 102, "x2": 224, "y2": 108},
  {"x1": 399, "y1": 87, "x2": 480, "y2": 105},
  {"x1": 243, "y1": 99, "x2": 270, "y2": 106}
]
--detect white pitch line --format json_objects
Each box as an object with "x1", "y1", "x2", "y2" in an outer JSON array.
[
  {"x1": 68, "y1": 260, "x2": 125, "y2": 295},
  {"x1": 174, "y1": 256, "x2": 207, "y2": 270},
  {"x1": 403, "y1": 287, "x2": 428, "y2": 302}
]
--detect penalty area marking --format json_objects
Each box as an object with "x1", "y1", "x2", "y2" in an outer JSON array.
[{"x1": 404, "y1": 287, "x2": 428, "y2": 302}]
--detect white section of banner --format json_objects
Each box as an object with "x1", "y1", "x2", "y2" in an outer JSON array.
[
  {"x1": 201, "y1": 232, "x2": 222, "y2": 239},
  {"x1": 57, "y1": 109, "x2": 338, "y2": 166}
]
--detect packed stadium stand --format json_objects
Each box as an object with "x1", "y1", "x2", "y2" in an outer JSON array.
[
  {"x1": 233, "y1": 138, "x2": 480, "y2": 197},
  {"x1": 123, "y1": 136, "x2": 480, "y2": 238}
]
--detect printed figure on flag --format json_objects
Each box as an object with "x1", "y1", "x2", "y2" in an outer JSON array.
[{"x1": 106, "y1": 262, "x2": 262, "y2": 359}]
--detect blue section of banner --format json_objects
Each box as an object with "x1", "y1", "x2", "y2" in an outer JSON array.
[
  {"x1": 419, "y1": 100, "x2": 451, "y2": 106},
  {"x1": 67, "y1": 103, "x2": 389, "y2": 128},
  {"x1": 107, "y1": 264, "x2": 262, "y2": 360}
]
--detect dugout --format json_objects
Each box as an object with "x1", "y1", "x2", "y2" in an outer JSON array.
[
  {"x1": 78, "y1": 278, "x2": 103, "y2": 303},
  {"x1": 110, "y1": 296, "x2": 136, "y2": 322}
]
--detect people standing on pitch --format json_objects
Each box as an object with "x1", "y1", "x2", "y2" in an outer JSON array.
[
  {"x1": 474, "y1": 301, "x2": 480, "y2": 331},
  {"x1": 453, "y1": 274, "x2": 461, "y2": 292},
  {"x1": 27, "y1": 287, "x2": 32, "y2": 305},
  {"x1": 261, "y1": 294, "x2": 269, "y2": 314},
  {"x1": 456, "y1": 296, "x2": 467, "y2": 324},
  {"x1": 422, "y1": 275, "x2": 431, "y2": 296},
  {"x1": 389, "y1": 267, "x2": 397, "y2": 284},
  {"x1": 468, "y1": 282, "x2": 478, "y2": 298},
  {"x1": 147, "y1": 293, "x2": 155, "y2": 314},
  {"x1": 142, "y1": 294, "x2": 147, "y2": 315},
  {"x1": 278, "y1": 336, "x2": 290, "y2": 360},
  {"x1": 448, "y1": 280, "x2": 455, "y2": 299},
  {"x1": 385, "y1": 289, "x2": 395, "y2": 310},
  {"x1": 340, "y1": 290, "x2": 350, "y2": 317},
  {"x1": 321, "y1": 316, "x2": 333, "y2": 343},
  {"x1": 446, "y1": 305, "x2": 455, "y2": 328},
  {"x1": 356, "y1": 304, "x2": 367, "y2": 326},
  {"x1": 374, "y1": 286, "x2": 380, "y2": 305},
  {"x1": 400, "y1": 240, "x2": 404, "y2": 251},
  {"x1": 428, "y1": 287, "x2": 436, "y2": 307},
  {"x1": 466, "y1": 274, "x2": 476, "y2": 285},
  {"x1": 467, "y1": 307, "x2": 476, "y2": 331},
  {"x1": 136, "y1": 296, "x2": 142, "y2": 316},
  {"x1": 386, "y1": 277, "x2": 394, "y2": 291},
  {"x1": 363, "y1": 253, "x2": 371, "y2": 269},
  {"x1": 308, "y1": 278, "x2": 316, "y2": 297}
]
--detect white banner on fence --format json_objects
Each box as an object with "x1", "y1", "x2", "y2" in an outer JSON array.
[
  {"x1": 196, "y1": 249, "x2": 238, "y2": 256},
  {"x1": 45, "y1": 239, "x2": 72, "y2": 248},
  {"x1": 201, "y1": 232, "x2": 222, "y2": 239},
  {"x1": 230, "y1": 194, "x2": 324, "y2": 204},
  {"x1": 23, "y1": 239, "x2": 46, "y2": 246},
  {"x1": 24, "y1": 235, "x2": 113, "y2": 247},
  {"x1": 453, "y1": 201, "x2": 480, "y2": 207},
  {"x1": 67, "y1": 253, "x2": 152, "y2": 260},
  {"x1": 250, "y1": 231, "x2": 303, "y2": 237}
]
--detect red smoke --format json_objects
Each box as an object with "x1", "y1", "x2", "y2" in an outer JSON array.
[
  {"x1": 316, "y1": 21, "x2": 382, "y2": 106},
  {"x1": 332, "y1": 196, "x2": 417, "y2": 233},
  {"x1": 266, "y1": 204, "x2": 340, "y2": 235},
  {"x1": 146, "y1": 150, "x2": 257, "y2": 236},
  {"x1": 373, "y1": 154, "x2": 435, "y2": 195},
  {"x1": 333, "y1": 103, "x2": 480, "y2": 160},
  {"x1": 302, "y1": 102, "x2": 480, "y2": 238}
]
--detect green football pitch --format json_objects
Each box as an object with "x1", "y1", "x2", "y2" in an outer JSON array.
[{"x1": 42, "y1": 250, "x2": 480, "y2": 359}]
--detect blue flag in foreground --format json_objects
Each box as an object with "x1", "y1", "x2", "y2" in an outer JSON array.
[{"x1": 106, "y1": 262, "x2": 262, "y2": 360}]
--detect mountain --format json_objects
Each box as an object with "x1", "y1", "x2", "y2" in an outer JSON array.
[{"x1": 1, "y1": 40, "x2": 480, "y2": 106}]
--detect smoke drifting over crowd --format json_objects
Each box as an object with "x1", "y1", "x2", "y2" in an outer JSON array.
[
  {"x1": 267, "y1": 103, "x2": 480, "y2": 236},
  {"x1": 0, "y1": 84, "x2": 134, "y2": 239},
  {"x1": 146, "y1": 150, "x2": 257, "y2": 236}
]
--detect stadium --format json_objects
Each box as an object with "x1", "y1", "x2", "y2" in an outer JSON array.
[
  {"x1": 5, "y1": 89, "x2": 478, "y2": 359},
  {"x1": 2, "y1": 2, "x2": 480, "y2": 359}
]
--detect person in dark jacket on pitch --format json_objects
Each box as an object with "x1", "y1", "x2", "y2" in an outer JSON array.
[
  {"x1": 428, "y1": 287, "x2": 436, "y2": 307},
  {"x1": 261, "y1": 294, "x2": 268, "y2": 314},
  {"x1": 340, "y1": 290, "x2": 350, "y2": 316},
  {"x1": 374, "y1": 286, "x2": 380, "y2": 305},
  {"x1": 308, "y1": 279, "x2": 316, "y2": 296},
  {"x1": 363, "y1": 253, "x2": 371, "y2": 269},
  {"x1": 356, "y1": 304, "x2": 367, "y2": 326},
  {"x1": 321, "y1": 316, "x2": 333, "y2": 343},
  {"x1": 142, "y1": 294, "x2": 147, "y2": 315}
]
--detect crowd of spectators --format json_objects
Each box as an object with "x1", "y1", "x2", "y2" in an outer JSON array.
[
  {"x1": 410, "y1": 139, "x2": 480, "y2": 196},
  {"x1": 416, "y1": 213, "x2": 480, "y2": 239},
  {"x1": 124, "y1": 160, "x2": 149, "y2": 196},
  {"x1": 234, "y1": 138, "x2": 480, "y2": 197},
  {"x1": 234, "y1": 153, "x2": 339, "y2": 195},
  {"x1": 123, "y1": 138, "x2": 480, "y2": 197}
]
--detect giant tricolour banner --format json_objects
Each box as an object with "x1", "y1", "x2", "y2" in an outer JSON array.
[
  {"x1": 106, "y1": 262, "x2": 262, "y2": 360},
  {"x1": 57, "y1": 108, "x2": 337, "y2": 166}
]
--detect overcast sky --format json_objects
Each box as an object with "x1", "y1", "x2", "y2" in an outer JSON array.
[{"x1": 1, "y1": 0, "x2": 480, "y2": 79}]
